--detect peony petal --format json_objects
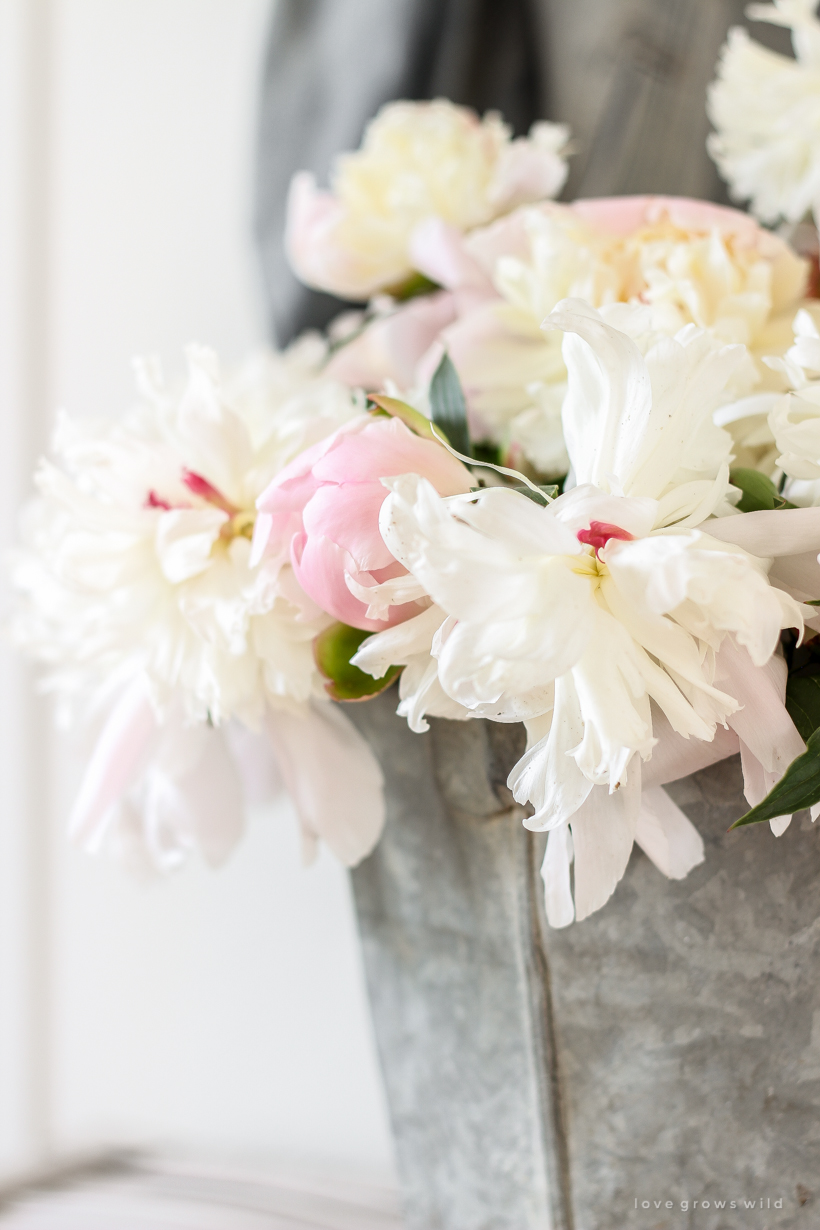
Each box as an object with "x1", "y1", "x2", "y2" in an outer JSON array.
[
  {"x1": 569, "y1": 765, "x2": 641, "y2": 922},
  {"x1": 408, "y1": 218, "x2": 493, "y2": 292},
  {"x1": 352, "y1": 603, "x2": 444, "y2": 677},
  {"x1": 714, "y1": 638, "x2": 804, "y2": 775},
  {"x1": 642, "y1": 704, "x2": 740, "y2": 788},
  {"x1": 143, "y1": 721, "x2": 245, "y2": 869},
  {"x1": 325, "y1": 291, "x2": 457, "y2": 390},
  {"x1": 265, "y1": 700, "x2": 385, "y2": 866},
  {"x1": 515, "y1": 674, "x2": 593, "y2": 830},
  {"x1": 293, "y1": 533, "x2": 414, "y2": 631},
  {"x1": 312, "y1": 416, "x2": 471, "y2": 495},
  {"x1": 541, "y1": 823, "x2": 575, "y2": 928},
  {"x1": 635, "y1": 785, "x2": 705, "y2": 879},
  {"x1": 303, "y1": 481, "x2": 397, "y2": 571},
  {"x1": 155, "y1": 507, "x2": 227, "y2": 583},
  {"x1": 69, "y1": 675, "x2": 159, "y2": 849},
  {"x1": 702, "y1": 506, "x2": 820, "y2": 556},
  {"x1": 544, "y1": 299, "x2": 653, "y2": 489}
]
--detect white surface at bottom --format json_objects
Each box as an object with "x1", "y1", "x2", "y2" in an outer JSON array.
[{"x1": 0, "y1": 1155, "x2": 403, "y2": 1229}]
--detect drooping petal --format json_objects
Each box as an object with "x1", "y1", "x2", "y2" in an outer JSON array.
[
  {"x1": 514, "y1": 674, "x2": 593, "y2": 830},
  {"x1": 69, "y1": 676, "x2": 159, "y2": 850},
  {"x1": 142, "y1": 720, "x2": 245, "y2": 869},
  {"x1": 715, "y1": 638, "x2": 805, "y2": 775},
  {"x1": 634, "y1": 785, "x2": 705, "y2": 879},
  {"x1": 541, "y1": 823, "x2": 575, "y2": 928},
  {"x1": 265, "y1": 700, "x2": 385, "y2": 866},
  {"x1": 569, "y1": 766, "x2": 642, "y2": 922}
]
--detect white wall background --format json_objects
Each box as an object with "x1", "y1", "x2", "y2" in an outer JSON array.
[{"x1": 0, "y1": 0, "x2": 394, "y2": 1184}]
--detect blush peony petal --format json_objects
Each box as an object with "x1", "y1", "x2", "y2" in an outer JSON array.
[
  {"x1": 635, "y1": 785, "x2": 705, "y2": 879},
  {"x1": 408, "y1": 219, "x2": 493, "y2": 292},
  {"x1": 285, "y1": 171, "x2": 378, "y2": 300},
  {"x1": 293, "y1": 533, "x2": 415, "y2": 631},
  {"x1": 265, "y1": 700, "x2": 385, "y2": 866},
  {"x1": 488, "y1": 123, "x2": 570, "y2": 211},
  {"x1": 570, "y1": 194, "x2": 768, "y2": 239},
  {"x1": 142, "y1": 720, "x2": 245, "y2": 869},
  {"x1": 325, "y1": 292, "x2": 457, "y2": 389},
  {"x1": 302, "y1": 481, "x2": 397, "y2": 571},
  {"x1": 641, "y1": 706, "x2": 740, "y2": 789},
  {"x1": 312, "y1": 416, "x2": 471, "y2": 495},
  {"x1": 69, "y1": 676, "x2": 159, "y2": 850},
  {"x1": 715, "y1": 639, "x2": 805, "y2": 776}
]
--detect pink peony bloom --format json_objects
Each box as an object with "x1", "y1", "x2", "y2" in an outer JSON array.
[{"x1": 253, "y1": 415, "x2": 472, "y2": 632}]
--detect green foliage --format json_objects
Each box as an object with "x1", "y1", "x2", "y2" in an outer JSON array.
[
  {"x1": 471, "y1": 441, "x2": 503, "y2": 467},
  {"x1": 507, "y1": 483, "x2": 560, "y2": 506},
  {"x1": 429, "y1": 352, "x2": 472, "y2": 459},
  {"x1": 313, "y1": 622, "x2": 402, "y2": 702},
  {"x1": 387, "y1": 271, "x2": 440, "y2": 301},
  {"x1": 786, "y1": 673, "x2": 820, "y2": 742},
  {"x1": 730, "y1": 468, "x2": 795, "y2": 513},
  {"x1": 731, "y1": 728, "x2": 820, "y2": 828}
]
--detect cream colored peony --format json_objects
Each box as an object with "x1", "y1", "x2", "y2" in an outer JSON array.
[
  {"x1": 286, "y1": 99, "x2": 569, "y2": 300},
  {"x1": 13, "y1": 340, "x2": 385, "y2": 871},
  {"x1": 767, "y1": 307, "x2": 820, "y2": 503},
  {"x1": 708, "y1": 1, "x2": 820, "y2": 226}
]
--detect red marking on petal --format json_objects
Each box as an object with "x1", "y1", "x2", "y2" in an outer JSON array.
[
  {"x1": 577, "y1": 520, "x2": 635, "y2": 555},
  {"x1": 181, "y1": 469, "x2": 237, "y2": 514},
  {"x1": 146, "y1": 490, "x2": 172, "y2": 510}
]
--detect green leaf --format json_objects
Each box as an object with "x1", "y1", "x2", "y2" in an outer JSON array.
[
  {"x1": 314, "y1": 622, "x2": 402, "y2": 702},
  {"x1": 506, "y1": 483, "x2": 560, "y2": 506},
  {"x1": 429, "y1": 352, "x2": 471, "y2": 459},
  {"x1": 730, "y1": 468, "x2": 796, "y2": 513},
  {"x1": 368, "y1": 394, "x2": 441, "y2": 443},
  {"x1": 730, "y1": 728, "x2": 820, "y2": 828},
  {"x1": 471, "y1": 441, "x2": 503, "y2": 467},
  {"x1": 786, "y1": 672, "x2": 820, "y2": 741},
  {"x1": 385, "y1": 271, "x2": 440, "y2": 301}
]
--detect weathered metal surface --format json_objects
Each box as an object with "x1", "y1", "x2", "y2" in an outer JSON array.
[
  {"x1": 545, "y1": 757, "x2": 820, "y2": 1230},
  {"x1": 348, "y1": 693, "x2": 570, "y2": 1230},
  {"x1": 348, "y1": 695, "x2": 820, "y2": 1229}
]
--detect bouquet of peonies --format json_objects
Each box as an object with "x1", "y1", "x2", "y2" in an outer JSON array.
[{"x1": 16, "y1": 49, "x2": 820, "y2": 926}]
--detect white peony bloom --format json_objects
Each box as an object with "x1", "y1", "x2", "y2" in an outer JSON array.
[
  {"x1": 355, "y1": 301, "x2": 810, "y2": 925},
  {"x1": 766, "y1": 308, "x2": 820, "y2": 504},
  {"x1": 708, "y1": 1, "x2": 820, "y2": 226},
  {"x1": 13, "y1": 340, "x2": 385, "y2": 871},
  {"x1": 286, "y1": 99, "x2": 569, "y2": 300}
]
